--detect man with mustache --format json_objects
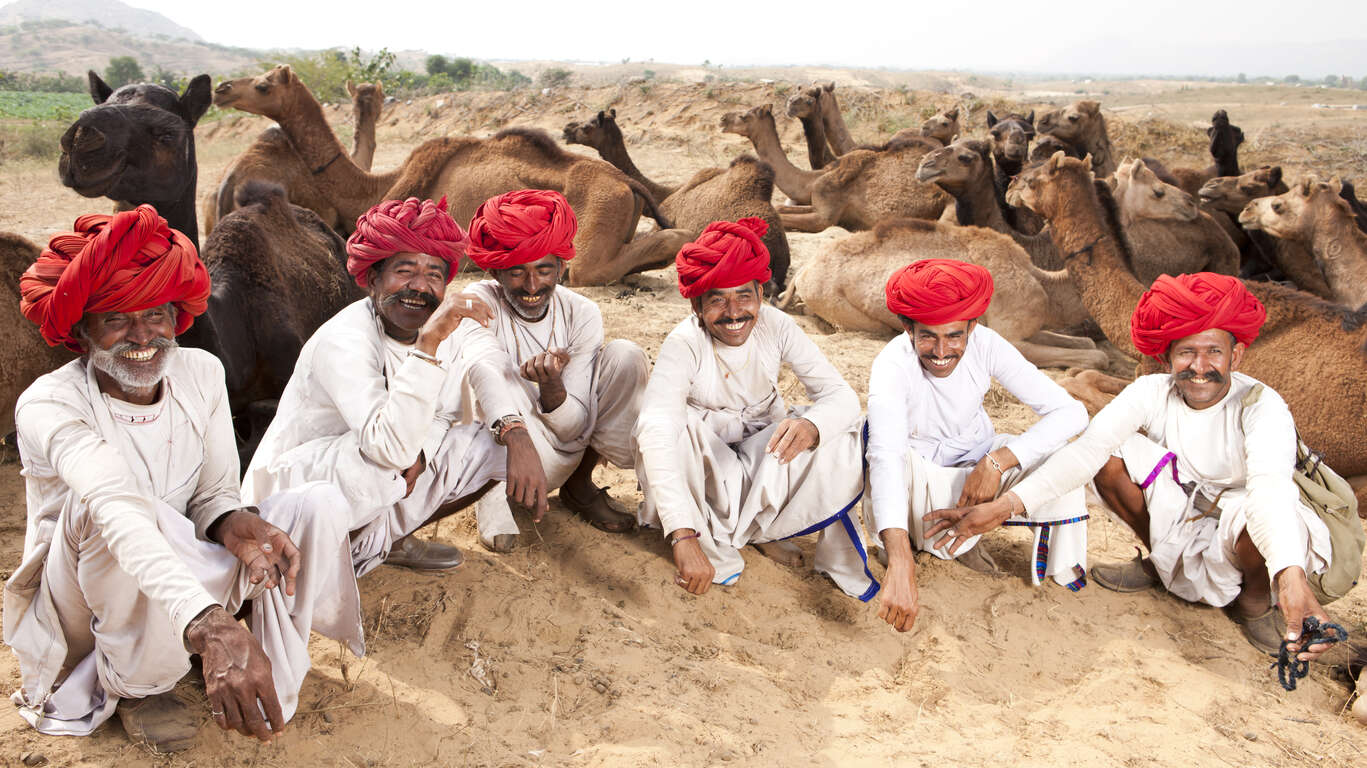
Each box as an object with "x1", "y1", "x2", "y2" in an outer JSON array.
[
  {"x1": 634, "y1": 219, "x2": 876, "y2": 599},
  {"x1": 462, "y1": 190, "x2": 647, "y2": 551},
  {"x1": 9, "y1": 206, "x2": 364, "y2": 750},
  {"x1": 928, "y1": 273, "x2": 1343, "y2": 659},
  {"x1": 868, "y1": 260, "x2": 1090, "y2": 633},
  {"x1": 244, "y1": 197, "x2": 545, "y2": 574}
]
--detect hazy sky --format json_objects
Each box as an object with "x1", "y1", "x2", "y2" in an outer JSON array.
[{"x1": 125, "y1": 0, "x2": 1367, "y2": 75}]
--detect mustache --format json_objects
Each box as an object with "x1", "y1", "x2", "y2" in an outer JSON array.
[
  {"x1": 512, "y1": 288, "x2": 552, "y2": 301},
  {"x1": 1176, "y1": 369, "x2": 1223, "y2": 383},
  {"x1": 920, "y1": 352, "x2": 960, "y2": 360},
  {"x1": 110, "y1": 337, "x2": 178, "y2": 354},
  {"x1": 717, "y1": 315, "x2": 755, "y2": 326},
  {"x1": 383, "y1": 289, "x2": 439, "y2": 310}
]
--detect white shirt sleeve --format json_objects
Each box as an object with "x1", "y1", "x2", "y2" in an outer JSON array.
[
  {"x1": 776, "y1": 311, "x2": 860, "y2": 440},
  {"x1": 866, "y1": 344, "x2": 911, "y2": 534},
  {"x1": 184, "y1": 357, "x2": 247, "y2": 540},
  {"x1": 454, "y1": 319, "x2": 524, "y2": 426},
  {"x1": 983, "y1": 331, "x2": 1089, "y2": 471},
  {"x1": 633, "y1": 327, "x2": 701, "y2": 535},
  {"x1": 1240, "y1": 386, "x2": 1309, "y2": 581}
]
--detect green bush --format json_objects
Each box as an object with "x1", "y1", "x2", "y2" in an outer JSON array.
[
  {"x1": 105, "y1": 56, "x2": 145, "y2": 89},
  {"x1": 0, "y1": 122, "x2": 66, "y2": 162}
]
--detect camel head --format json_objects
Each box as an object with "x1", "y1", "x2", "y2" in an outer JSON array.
[
  {"x1": 785, "y1": 86, "x2": 821, "y2": 119},
  {"x1": 213, "y1": 65, "x2": 301, "y2": 120},
  {"x1": 1029, "y1": 134, "x2": 1076, "y2": 165},
  {"x1": 720, "y1": 104, "x2": 772, "y2": 138},
  {"x1": 562, "y1": 108, "x2": 616, "y2": 149},
  {"x1": 58, "y1": 70, "x2": 211, "y2": 204},
  {"x1": 1238, "y1": 175, "x2": 1345, "y2": 239},
  {"x1": 1037, "y1": 100, "x2": 1101, "y2": 144},
  {"x1": 1207, "y1": 109, "x2": 1243, "y2": 174},
  {"x1": 1197, "y1": 166, "x2": 1284, "y2": 214},
  {"x1": 919, "y1": 106, "x2": 960, "y2": 146},
  {"x1": 986, "y1": 110, "x2": 1036, "y2": 164},
  {"x1": 347, "y1": 80, "x2": 385, "y2": 124},
  {"x1": 1007, "y1": 151, "x2": 1094, "y2": 218},
  {"x1": 915, "y1": 139, "x2": 991, "y2": 191},
  {"x1": 1114, "y1": 158, "x2": 1200, "y2": 223}
]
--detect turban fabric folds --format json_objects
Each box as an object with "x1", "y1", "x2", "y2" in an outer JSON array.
[
  {"x1": 675, "y1": 218, "x2": 772, "y2": 299},
  {"x1": 346, "y1": 197, "x2": 468, "y2": 287},
  {"x1": 885, "y1": 259, "x2": 994, "y2": 325},
  {"x1": 466, "y1": 189, "x2": 577, "y2": 271},
  {"x1": 19, "y1": 205, "x2": 209, "y2": 352},
  {"x1": 1130, "y1": 272, "x2": 1266, "y2": 359}
]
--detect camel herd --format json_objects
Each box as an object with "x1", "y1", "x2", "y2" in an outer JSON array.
[{"x1": 0, "y1": 68, "x2": 1365, "y2": 510}]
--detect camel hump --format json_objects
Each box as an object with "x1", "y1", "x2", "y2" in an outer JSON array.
[
  {"x1": 872, "y1": 218, "x2": 940, "y2": 242},
  {"x1": 493, "y1": 126, "x2": 574, "y2": 162},
  {"x1": 234, "y1": 179, "x2": 291, "y2": 213},
  {"x1": 0, "y1": 231, "x2": 41, "y2": 290}
]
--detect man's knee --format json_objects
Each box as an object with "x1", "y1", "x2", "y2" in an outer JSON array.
[
  {"x1": 1232, "y1": 529, "x2": 1266, "y2": 573},
  {"x1": 601, "y1": 339, "x2": 648, "y2": 387},
  {"x1": 266, "y1": 482, "x2": 353, "y2": 546},
  {"x1": 1093, "y1": 455, "x2": 1132, "y2": 491}
]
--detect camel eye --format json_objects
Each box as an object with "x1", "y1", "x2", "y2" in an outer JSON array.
[
  {"x1": 958, "y1": 154, "x2": 973, "y2": 164},
  {"x1": 1068, "y1": 115, "x2": 1079, "y2": 122},
  {"x1": 1153, "y1": 188, "x2": 1164, "y2": 198},
  {"x1": 1271, "y1": 202, "x2": 1284, "y2": 213},
  {"x1": 255, "y1": 83, "x2": 270, "y2": 93}
]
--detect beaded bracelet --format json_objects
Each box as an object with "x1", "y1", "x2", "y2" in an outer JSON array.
[{"x1": 669, "y1": 531, "x2": 702, "y2": 547}]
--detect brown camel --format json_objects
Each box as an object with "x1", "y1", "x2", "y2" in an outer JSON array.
[
  {"x1": 909, "y1": 106, "x2": 961, "y2": 146},
  {"x1": 0, "y1": 233, "x2": 74, "y2": 443},
  {"x1": 1240, "y1": 176, "x2": 1367, "y2": 309},
  {"x1": 1198, "y1": 166, "x2": 1334, "y2": 298},
  {"x1": 1163, "y1": 109, "x2": 1244, "y2": 197},
  {"x1": 1030, "y1": 134, "x2": 1079, "y2": 164},
  {"x1": 562, "y1": 108, "x2": 677, "y2": 202},
  {"x1": 815, "y1": 82, "x2": 857, "y2": 156},
  {"x1": 786, "y1": 87, "x2": 837, "y2": 169},
  {"x1": 205, "y1": 79, "x2": 386, "y2": 236},
  {"x1": 1112, "y1": 158, "x2": 1240, "y2": 283},
  {"x1": 1007, "y1": 152, "x2": 1367, "y2": 497},
  {"x1": 59, "y1": 71, "x2": 212, "y2": 249},
  {"x1": 721, "y1": 104, "x2": 948, "y2": 232},
  {"x1": 781, "y1": 219, "x2": 1108, "y2": 369},
  {"x1": 1037, "y1": 100, "x2": 1117, "y2": 177},
  {"x1": 985, "y1": 110, "x2": 1044, "y2": 234},
  {"x1": 213, "y1": 66, "x2": 680, "y2": 286}
]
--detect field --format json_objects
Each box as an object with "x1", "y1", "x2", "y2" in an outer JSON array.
[{"x1": 0, "y1": 72, "x2": 1365, "y2": 767}]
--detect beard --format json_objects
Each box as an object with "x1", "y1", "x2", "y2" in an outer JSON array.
[{"x1": 89, "y1": 337, "x2": 178, "y2": 391}]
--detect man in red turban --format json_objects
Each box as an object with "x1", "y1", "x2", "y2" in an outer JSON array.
[
  {"x1": 11, "y1": 205, "x2": 365, "y2": 750},
  {"x1": 869, "y1": 258, "x2": 1089, "y2": 634},
  {"x1": 633, "y1": 219, "x2": 876, "y2": 602},
  {"x1": 928, "y1": 272, "x2": 1346, "y2": 663},
  {"x1": 244, "y1": 196, "x2": 547, "y2": 578},
  {"x1": 460, "y1": 189, "x2": 648, "y2": 550}
]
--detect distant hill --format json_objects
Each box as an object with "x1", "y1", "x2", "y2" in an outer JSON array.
[
  {"x1": 0, "y1": 0, "x2": 200, "y2": 41},
  {"x1": 0, "y1": 20, "x2": 264, "y2": 76}
]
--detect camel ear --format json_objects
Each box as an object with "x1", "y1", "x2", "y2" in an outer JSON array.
[
  {"x1": 986, "y1": 110, "x2": 998, "y2": 127},
  {"x1": 346, "y1": 80, "x2": 357, "y2": 97},
  {"x1": 1267, "y1": 166, "x2": 1282, "y2": 187},
  {"x1": 824, "y1": 82, "x2": 834, "y2": 92},
  {"x1": 1082, "y1": 152, "x2": 1095, "y2": 171},
  {"x1": 1047, "y1": 150, "x2": 1065, "y2": 171},
  {"x1": 761, "y1": 103, "x2": 772, "y2": 116},
  {"x1": 272, "y1": 65, "x2": 294, "y2": 84},
  {"x1": 1298, "y1": 177, "x2": 1313, "y2": 196},
  {"x1": 606, "y1": 107, "x2": 615, "y2": 118},
  {"x1": 88, "y1": 70, "x2": 113, "y2": 104},
  {"x1": 596, "y1": 110, "x2": 607, "y2": 120},
  {"x1": 1079, "y1": 100, "x2": 1100, "y2": 114},
  {"x1": 946, "y1": 106, "x2": 959, "y2": 120},
  {"x1": 1025, "y1": 110, "x2": 1035, "y2": 125},
  {"x1": 180, "y1": 74, "x2": 212, "y2": 126},
  {"x1": 1328, "y1": 176, "x2": 1343, "y2": 195}
]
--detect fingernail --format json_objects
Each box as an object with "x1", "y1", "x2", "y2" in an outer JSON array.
[
  {"x1": 261, "y1": 543, "x2": 273, "y2": 552},
  {"x1": 1286, "y1": 632, "x2": 1297, "y2": 640}
]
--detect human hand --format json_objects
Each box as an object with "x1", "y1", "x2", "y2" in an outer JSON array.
[
  {"x1": 213, "y1": 509, "x2": 301, "y2": 597},
  {"x1": 924, "y1": 495, "x2": 1016, "y2": 556},
  {"x1": 957, "y1": 455, "x2": 1004, "y2": 507},
  {"x1": 401, "y1": 452, "x2": 426, "y2": 499},
  {"x1": 1277, "y1": 567, "x2": 1335, "y2": 662},
  {"x1": 522, "y1": 349, "x2": 571, "y2": 412},
  {"x1": 671, "y1": 530, "x2": 714, "y2": 595},
  {"x1": 504, "y1": 428, "x2": 548, "y2": 520},
  {"x1": 185, "y1": 606, "x2": 284, "y2": 742},
  {"x1": 765, "y1": 418, "x2": 819, "y2": 464},
  {"x1": 416, "y1": 292, "x2": 493, "y2": 353},
  {"x1": 877, "y1": 529, "x2": 919, "y2": 632}
]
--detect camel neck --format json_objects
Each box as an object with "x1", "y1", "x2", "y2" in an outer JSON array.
[
  {"x1": 351, "y1": 107, "x2": 378, "y2": 170},
  {"x1": 745, "y1": 117, "x2": 819, "y2": 202},
  {"x1": 278, "y1": 90, "x2": 400, "y2": 223},
  {"x1": 1311, "y1": 205, "x2": 1367, "y2": 307},
  {"x1": 796, "y1": 114, "x2": 829, "y2": 170},
  {"x1": 597, "y1": 125, "x2": 672, "y2": 202},
  {"x1": 819, "y1": 97, "x2": 855, "y2": 154},
  {"x1": 949, "y1": 172, "x2": 1010, "y2": 232}
]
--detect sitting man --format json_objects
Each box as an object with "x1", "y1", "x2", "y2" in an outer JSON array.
[
  {"x1": 463, "y1": 189, "x2": 648, "y2": 551},
  {"x1": 7, "y1": 207, "x2": 362, "y2": 750},
  {"x1": 243, "y1": 197, "x2": 546, "y2": 574},
  {"x1": 929, "y1": 273, "x2": 1341, "y2": 660},
  {"x1": 634, "y1": 218, "x2": 876, "y2": 599},
  {"x1": 868, "y1": 259, "x2": 1090, "y2": 633}
]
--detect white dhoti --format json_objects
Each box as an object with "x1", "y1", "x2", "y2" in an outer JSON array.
[
  {"x1": 899, "y1": 434, "x2": 1089, "y2": 589},
  {"x1": 636, "y1": 408, "x2": 877, "y2": 601},
  {"x1": 1117, "y1": 434, "x2": 1333, "y2": 607},
  {"x1": 476, "y1": 339, "x2": 647, "y2": 539},
  {"x1": 4, "y1": 483, "x2": 363, "y2": 736}
]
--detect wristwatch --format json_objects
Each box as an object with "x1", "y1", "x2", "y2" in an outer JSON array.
[{"x1": 489, "y1": 415, "x2": 526, "y2": 445}]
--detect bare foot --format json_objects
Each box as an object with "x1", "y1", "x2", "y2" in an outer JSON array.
[{"x1": 753, "y1": 540, "x2": 803, "y2": 568}]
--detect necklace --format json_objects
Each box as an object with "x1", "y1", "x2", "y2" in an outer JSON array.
[
  {"x1": 505, "y1": 292, "x2": 559, "y2": 364},
  {"x1": 711, "y1": 340, "x2": 752, "y2": 380}
]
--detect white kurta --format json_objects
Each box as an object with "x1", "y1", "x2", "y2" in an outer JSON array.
[
  {"x1": 865, "y1": 328, "x2": 1091, "y2": 587},
  {"x1": 1012, "y1": 372, "x2": 1333, "y2": 606},
  {"x1": 465, "y1": 281, "x2": 647, "y2": 538},
  {"x1": 634, "y1": 305, "x2": 876, "y2": 600},
  {"x1": 242, "y1": 298, "x2": 514, "y2": 574},
  {"x1": 5, "y1": 350, "x2": 361, "y2": 736}
]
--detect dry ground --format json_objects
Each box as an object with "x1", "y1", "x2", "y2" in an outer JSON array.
[{"x1": 0, "y1": 77, "x2": 1364, "y2": 767}]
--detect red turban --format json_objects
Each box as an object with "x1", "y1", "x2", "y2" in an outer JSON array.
[
  {"x1": 1130, "y1": 272, "x2": 1266, "y2": 359},
  {"x1": 19, "y1": 205, "x2": 209, "y2": 353},
  {"x1": 676, "y1": 218, "x2": 772, "y2": 299},
  {"x1": 885, "y1": 259, "x2": 994, "y2": 324},
  {"x1": 466, "y1": 189, "x2": 577, "y2": 271},
  {"x1": 346, "y1": 197, "x2": 468, "y2": 287}
]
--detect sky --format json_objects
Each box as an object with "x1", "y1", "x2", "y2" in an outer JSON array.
[{"x1": 122, "y1": 0, "x2": 1367, "y2": 76}]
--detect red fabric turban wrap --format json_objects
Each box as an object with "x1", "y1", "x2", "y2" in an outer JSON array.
[
  {"x1": 19, "y1": 205, "x2": 209, "y2": 353},
  {"x1": 1130, "y1": 272, "x2": 1266, "y2": 359},
  {"x1": 346, "y1": 197, "x2": 468, "y2": 287},
  {"x1": 466, "y1": 189, "x2": 578, "y2": 271},
  {"x1": 885, "y1": 259, "x2": 994, "y2": 324},
  {"x1": 675, "y1": 218, "x2": 772, "y2": 299}
]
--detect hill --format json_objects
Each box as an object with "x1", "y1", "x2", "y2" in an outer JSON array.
[
  {"x1": 0, "y1": 0, "x2": 199, "y2": 41},
  {"x1": 0, "y1": 19, "x2": 263, "y2": 77}
]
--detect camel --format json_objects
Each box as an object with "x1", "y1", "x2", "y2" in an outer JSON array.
[
  {"x1": 1112, "y1": 158, "x2": 1240, "y2": 283},
  {"x1": 911, "y1": 106, "x2": 960, "y2": 146},
  {"x1": 1037, "y1": 100, "x2": 1117, "y2": 177},
  {"x1": 1007, "y1": 152, "x2": 1367, "y2": 497},
  {"x1": 213, "y1": 65, "x2": 681, "y2": 286},
  {"x1": 915, "y1": 139, "x2": 1064, "y2": 269},
  {"x1": 205, "y1": 80, "x2": 386, "y2": 236},
  {"x1": 815, "y1": 82, "x2": 857, "y2": 156},
  {"x1": 985, "y1": 110, "x2": 1044, "y2": 234},
  {"x1": 1240, "y1": 176, "x2": 1367, "y2": 310},
  {"x1": 785, "y1": 87, "x2": 837, "y2": 169},
  {"x1": 780, "y1": 218, "x2": 1108, "y2": 369},
  {"x1": 1198, "y1": 166, "x2": 1334, "y2": 298},
  {"x1": 0, "y1": 233, "x2": 74, "y2": 444},
  {"x1": 59, "y1": 71, "x2": 212, "y2": 249},
  {"x1": 1165, "y1": 109, "x2": 1243, "y2": 197},
  {"x1": 721, "y1": 104, "x2": 949, "y2": 232},
  {"x1": 562, "y1": 108, "x2": 677, "y2": 202},
  {"x1": 1030, "y1": 134, "x2": 1078, "y2": 164}
]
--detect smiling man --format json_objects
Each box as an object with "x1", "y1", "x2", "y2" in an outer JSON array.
[
  {"x1": 8, "y1": 207, "x2": 363, "y2": 751},
  {"x1": 243, "y1": 197, "x2": 545, "y2": 575},
  {"x1": 929, "y1": 273, "x2": 1345, "y2": 659},
  {"x1": 867, "y1": 259, "x2": 1090, "y2": 632},
  {"x1": 462, "y1": 190, "x2": 648, "y2": 551},
  {"x1": 634, "y1": 218, "x2": 876, "y2": 599}
]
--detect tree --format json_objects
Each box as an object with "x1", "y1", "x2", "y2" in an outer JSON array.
[
  {"x1": 104, "y1": 56, "x2": 144, "y2": 89},
  {"x1": 536, "y1": 68, "x2": 571, "y2": 90},
  {"x1": 425, "y1": 54, "x2": 449, "y2": 76},
  {"x1": 1236, "y1": 72, "x2": 1247, "y2": 83},
  {"x1": 1284, "y1": 74, "x2": 1300, "y2": 84},
  {"x1": 1323, "y1": 74, "x2": 1339, "y2": 86}
]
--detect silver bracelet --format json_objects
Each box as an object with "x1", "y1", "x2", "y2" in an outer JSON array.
[
  {"x1": 985, "y1": 452, "x2": 1004, "y2": 474},
  {"x1": 408, "y1": 348, "x2": 445, "y2": 369}
]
